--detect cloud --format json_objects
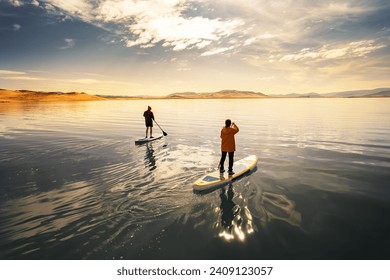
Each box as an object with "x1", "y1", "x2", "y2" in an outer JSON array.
[
  {"x1": 59, "y1": 38, "x2": 75, "y2": 49},
  {"x1": 38, "y1": 0, "x2": 390, "y2": 60},
  {"x1": 42, "y1": 0, "x2": 243, "y2": 53},
  {"x1": 258, "y1": 33, "x2": 276, "y2": 39},
  {"x1": 126, "y1": 16, "x2": 241, "y2": 51},
  {"x1": 8, "y1": 0, "x2": 390, "y2": 67},
  {"x1": 7, "y1": 0, "x2": 23, "y2": 7},
  {"x1": 280, "y1": 40, "x2": 386, "y2": 62},
  {"x1": 208, "y1": 0, "x2": 388, "y2": 50},
  {"x1": 0, "y1": 24, "x2": 21, "y2": 32},
  {"x1": 201, "y1": 46, "x2": 234, "y2": 56},
  {"x1": 99, "y1": 0, "x2": 243, "y2": 51},
  {"x1": 3, "y1": 76, "x2": 46, "y2": 81},
  {"x1": 0, "y1": 69, "x2": 113, "y2": 86},
  {"x1": 0, "y1": 70, "x2": 26, "y2": 75},
  {"x1": 45, "y1": 0, "x2": 94, "y2": 21},
  {"x1": 7, "y1": 0, "x2": 40, "y2": 6},
  {"x1": 72, "y1": 79, "x2": 98, "y2": 84},
  {"x1": 0, "y1": 69, "x2": 45, "y2": 81},
  {"x1": 13, "y1": 24, "x2": 21, "y2": 31}
]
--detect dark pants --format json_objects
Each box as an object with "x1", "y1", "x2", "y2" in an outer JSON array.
[{"x1": 219, "y1": 151, "x2": 234, "y2": 172}]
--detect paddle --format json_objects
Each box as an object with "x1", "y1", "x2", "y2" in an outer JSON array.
[{"x1": 153, "y1": 119, "x2": 168, "y2": 136}]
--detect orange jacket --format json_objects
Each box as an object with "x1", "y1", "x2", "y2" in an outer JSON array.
[{"x1": 220, "y1": 125, "x2": 239, "y2": 152}]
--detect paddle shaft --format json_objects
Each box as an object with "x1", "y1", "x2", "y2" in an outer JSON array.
[{"x1": 153, "y1": 119, "x2": 167, "y2": 136}]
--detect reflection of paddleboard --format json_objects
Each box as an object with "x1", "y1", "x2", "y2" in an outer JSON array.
[
  {"x1": 193, "y1": 155, "x2": 258, "y2": 191},
  {"x1": 135, "y1": 134, "x2": 163, "y2": 144}
]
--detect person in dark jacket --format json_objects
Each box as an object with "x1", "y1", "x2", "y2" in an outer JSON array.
[{"x1": 143, "y1": 106, "x2": 155, "y2": 138}]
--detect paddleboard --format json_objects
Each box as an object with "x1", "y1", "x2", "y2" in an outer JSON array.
[
  {"x1": 135, "y1": 134, "x2": 163, "y2": 144},
  {"x1": 193, "y1": 155, "x2": 258, "y2": 191}
]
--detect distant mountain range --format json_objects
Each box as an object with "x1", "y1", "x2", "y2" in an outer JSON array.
[
  {"x1": 165, "y1": 88, "x2": 390, "y2": 99},
  {"x1": 360, "y1": 90, "x2": 390, "y2": 98},
  {"x1": 326, "y1": 88, "x2": 390, "y2": 98},
  {"x1": 167, "y1": 90, "x2": 267, "y2": 99},
  {"x1": 270, "y1": 88, "x2": 390, "y2": 98}
]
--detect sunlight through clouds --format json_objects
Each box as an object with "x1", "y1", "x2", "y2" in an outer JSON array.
[
  {"x1": 2, "y1": 0, "x2": 389, "y2": 95},
  {"x1": 45, "y1": 0, "x2": 95, "y2": 20},
  {"x1": 43, "y1": 0, "x2": 244, "y2": 52},
  {"x1": 125, "y1": 15, "x2": 241, "y2": 51},
  {"x1": 39, "y1": 0, "x2": 390, "y2": 59}
]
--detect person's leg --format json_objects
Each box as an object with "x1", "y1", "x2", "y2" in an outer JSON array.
[
  {"x1": 219, "y1": 151, "x2": 227, "y2": 172},
  {"x1": 145, "y1": 127, "x2": 149, "y2": 137},
  {"x1": 150, "y1": 127, "x2": 153, "y2": 138},
  {"x1": 228, "y1": 152, "x2": 234, "y2": 174}
]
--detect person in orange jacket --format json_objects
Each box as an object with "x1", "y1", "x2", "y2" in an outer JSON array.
[{"x1": 219, "y1": 119, "x2": 239, "y2": 175}]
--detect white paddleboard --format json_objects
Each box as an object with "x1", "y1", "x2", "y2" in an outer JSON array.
[
  {"x1": 135, "y1": 134, "x2": 163, "y2": 144},
  {"x1": 193, "y1": 155, "x2": 258, "y2": 191}
]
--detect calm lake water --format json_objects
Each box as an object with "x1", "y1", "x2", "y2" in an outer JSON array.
[{"x1": 0, "y1": 98, "x2": 389, "y2": 259}]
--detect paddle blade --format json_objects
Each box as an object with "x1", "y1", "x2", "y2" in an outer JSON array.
[{"x1": 163, "y1": 131, "x2": 168, "y2": 136}]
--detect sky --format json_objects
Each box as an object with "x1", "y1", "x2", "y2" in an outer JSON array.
[{"x1": 0, "y1": 0, "x2": 389, "y2": 96}]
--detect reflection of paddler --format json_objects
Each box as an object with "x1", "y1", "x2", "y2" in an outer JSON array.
[
  {"x1": 145, "y1": 143, "x2": 156, "y2": 170},
  {"x1": 218, "y1": 183, "x2": 249, "y2": 241},
  {"x1": 220, "y1": 184, "x2": 238, "y2": 229},
  {"x1": 143, "y1": 106, "x2": 155, "y2": 138}
]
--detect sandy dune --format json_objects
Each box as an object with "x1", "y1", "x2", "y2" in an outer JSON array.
[{"x1": 0, "y1": 89, "x2": 106, "y2": 103}]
